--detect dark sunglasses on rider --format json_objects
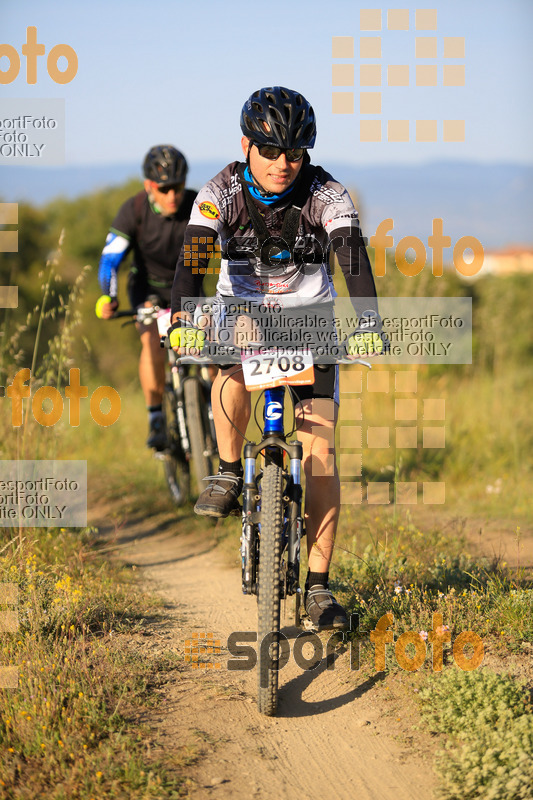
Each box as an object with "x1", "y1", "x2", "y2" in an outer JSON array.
[
  {"x1": 254, "y1": 143, "x2": 305, "y2": 162},
  {"x1": 153, "y1": 181, "x2": 185, "y2": 194}
]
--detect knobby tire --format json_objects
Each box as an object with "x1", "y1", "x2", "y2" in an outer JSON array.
[
  {"x1": 257, "y1": 462, "x2": 284, "y2": 716},
  {"x1": 161, "y1": 384, "x2": 190, "y2": 506},
  {"x1": 183, "y1": 377, "x2": 214, "y2": 495}
]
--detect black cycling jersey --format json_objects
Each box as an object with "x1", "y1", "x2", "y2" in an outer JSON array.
[{"x1": 98, "y1": 189, "x2": 196, "y2": 303}]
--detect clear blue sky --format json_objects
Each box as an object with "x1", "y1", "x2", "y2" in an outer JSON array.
[{"x1": 2, "y1": 0, "x2": 532, "y2": 167}]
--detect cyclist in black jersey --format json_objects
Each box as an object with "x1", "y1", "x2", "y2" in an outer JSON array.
[
  {"x1": 96, "y1": 145, "x2": 196, "y2": 449},
  {"x1": 170, "y1": 88, "x2": 386, "y2": 630}
]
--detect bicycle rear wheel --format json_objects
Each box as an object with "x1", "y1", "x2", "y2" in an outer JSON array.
[
  {"x1": 161, "y1": 384, "x2": 190, "y2": 506},
  {"x1": 257, "y1": 462, "x2": 284, "y2": 716},
  {"x1": 184, "y1": 377, "x2": 214, "y2": 494}
]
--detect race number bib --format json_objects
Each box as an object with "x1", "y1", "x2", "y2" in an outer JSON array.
[{"x1": 242, "y1": 348, "x2": 314, "y2": 391}]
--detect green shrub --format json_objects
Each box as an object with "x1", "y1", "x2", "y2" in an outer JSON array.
[{"x1": 419, "y1": 669, "x2": 533, "y2": 800}]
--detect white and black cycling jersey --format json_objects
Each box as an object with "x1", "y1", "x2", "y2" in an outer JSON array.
[{"x1": 171, "y1": 160, "x2": 378, "y2": 317}]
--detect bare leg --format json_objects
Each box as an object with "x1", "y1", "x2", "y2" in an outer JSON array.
[
  {"x1": 293, "y1": 397, "x2": 347, "y2": 628},
  {"x1": 211, "y1": 367, "x2": 251, "y2": 460},
  {"x1": 294, "y1": 398, "x2": 340, "y2": 573},
  {"x1": 194, "y1": 367, "x2": 251, "y2": 516},
  {"x1": 138, "y1": 323, "x2": 166, "y2": 406}
]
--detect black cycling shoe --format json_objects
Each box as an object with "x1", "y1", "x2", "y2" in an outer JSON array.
[
  {"x1": 194, "y1": 472, "x2": 243, "y2": 518},
  {"x1": 147, "y1": 413, "x2": 166, "y2": 451},
  {"x1": 304, "y1": 585, "x2": 349, "y2": 631}
]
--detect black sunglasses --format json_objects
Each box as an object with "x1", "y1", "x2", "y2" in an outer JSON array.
[
  {"x1": 154, "y1": 182, "x2": 185, "y2": 194},
  {"x1": 254, "y1": 143, "x2": 305, "y2": 162}
]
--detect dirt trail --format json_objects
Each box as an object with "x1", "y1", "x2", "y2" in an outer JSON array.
[{"x1": 95, "y1": 505, "x2": 436, "y2": 800}]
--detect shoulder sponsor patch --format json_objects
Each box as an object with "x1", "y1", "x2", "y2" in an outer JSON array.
[{"x1": 199, "y1": 201, "x2": 220, "y2": 220}]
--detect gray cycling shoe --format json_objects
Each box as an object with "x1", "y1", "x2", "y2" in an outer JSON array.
[
  {"x1": 304, "y1": 585, "x2": 349, "y2": 631},
  {"x1": 194, "y1": 472, "x2": 243, "y2": 518}
]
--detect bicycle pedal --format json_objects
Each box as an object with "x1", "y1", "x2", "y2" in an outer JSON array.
[
  {"x1": 300, "y1": 614, "x2": 318, "y2": 632},
  {"x1": 229, "y1": 504, "x2": 242, "y2": 517}
]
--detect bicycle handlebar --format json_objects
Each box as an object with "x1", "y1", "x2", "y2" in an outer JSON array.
[
  {"x1": 110, "y1": 304, "x2": 374, "y2": 367},
  {"x1": 174, "y1": 352, "x2": 371, "y2": 368},
  {"x1": 109, "y1": 301, "x2": 164, "y2": 326}
]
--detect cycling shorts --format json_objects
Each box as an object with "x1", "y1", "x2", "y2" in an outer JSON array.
[
  {"x1": 217, "y1": 361, "x2": 338, "y2": 404},
  {"x1": 207, "y1": 297, "x2": 339, "y2": 403}
]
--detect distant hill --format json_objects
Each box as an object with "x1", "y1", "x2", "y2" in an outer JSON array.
[
  {"x1": 329, "y1": 161, "x2": 533, "y2": 252},
  {"x1": 2, "y1": 160, "x2": 532, "y2": 249}
]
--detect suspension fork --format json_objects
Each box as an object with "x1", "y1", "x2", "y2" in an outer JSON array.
[
  {"x1": 264, "y1": 387, "x2": 303, "y2": 592},
  {"x1": 170, "y1": 359, "x2": 191, "y2": 456},
  {"x1": 240, "y1": 386, "x2": 283, "y2": 595},
  {"x1": 199, "y1": 365, "x2": 217, "y2": 453},
  {"x1": 241, "y1": 387, "x2": 304, "y2": 596},
  {"x1": 286, "y1": 454, "x2": 303, "y2": 596},
  {"x1": 241, "y1": 386, "x2": 286, "y2": 594},
  {"x1": 241, "y1": 446, "x2": 258, "y2": 595}
]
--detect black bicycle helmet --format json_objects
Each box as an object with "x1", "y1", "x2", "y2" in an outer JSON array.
[
  {"x1": 240, "y1": 87, "x2": 317, "y2": 149},
  {"x1": 143, "y1": 145, "x2": 188, "y2": 185}
]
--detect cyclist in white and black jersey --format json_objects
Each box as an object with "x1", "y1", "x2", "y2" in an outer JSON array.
[
  {"x1": 171, "y1": 155, "x2": 378, "y2": 308},
  {"x1": 171, "y1": 87, "x2": 385, "y2": 630}
]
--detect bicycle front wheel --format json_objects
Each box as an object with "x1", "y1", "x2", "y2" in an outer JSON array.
[
  {"x1": 184, "y1": 377, "x2": 214, "y2": 494},
  {"x1": 161, "y1": 384, "x2": 190, "y2": 506},
  {"x1": 257, "y1": 462, "x2": 284, "y2": 716}
]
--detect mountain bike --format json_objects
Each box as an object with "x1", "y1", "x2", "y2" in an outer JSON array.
[
  {"x1": 179, "y1": 335, "x2": 369, "y2": 716},
  {"x1": 238, "y1": 346, "x2": 369, "y2": 715},
  {"x1": 112, "y1": 300, "x2": 217, "y2": 505},
  {"x1": 240, "y1": 351, "x2": 307, "y2": 716}
]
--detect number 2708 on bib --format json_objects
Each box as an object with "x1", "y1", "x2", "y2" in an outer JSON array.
[{"x1": 241, "y1": 349, "x2": 315, "y2": 391}]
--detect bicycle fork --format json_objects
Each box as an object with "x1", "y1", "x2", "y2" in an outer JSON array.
[
  {"x1": 170, "y1": 363, "x2": 191, "y2": 457},
  {"x1": 241, "y1": 387, "x2": 304, "y2": 596},
  {"x1": 200, "y1": 366, "x2": 218, "y2": 452}
]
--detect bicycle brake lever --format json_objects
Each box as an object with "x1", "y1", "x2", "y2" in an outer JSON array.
[
  {"x1": 336, "y1": 357, "x2": 372, "y2": 368},
  {"x1": 175, "y1": 355, "x2": 212, "y2": 365}
]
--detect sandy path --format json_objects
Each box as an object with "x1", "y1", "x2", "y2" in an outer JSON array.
[{"x1": 102, "y1": 508, "x2": 436, "y2": 800}]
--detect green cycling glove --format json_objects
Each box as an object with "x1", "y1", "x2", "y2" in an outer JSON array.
[
  {"x1": 168, "y1": 323, "x2": 206, "y2": 351},
  {"x1": 346, "y1": 310, "x2": 389, "y2": 356}
]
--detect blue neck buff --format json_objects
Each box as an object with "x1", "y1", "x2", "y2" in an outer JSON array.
[{"x1": 243, "y1": 166, "x2": 294, "y2": 206}]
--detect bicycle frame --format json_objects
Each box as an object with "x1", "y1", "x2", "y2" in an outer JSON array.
[
  {"x1": 166, "y1": 349, "x2": 216, "y2": 464},
  {"x1": 241, "y1": 386, "x2": 304, "y2": 599},
  {"x1": 178, "y1": 342, "x2": 370, "y2": 714},
  {"x1": 110, "y1": 302, "x2": 217, "y2": 502}
]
